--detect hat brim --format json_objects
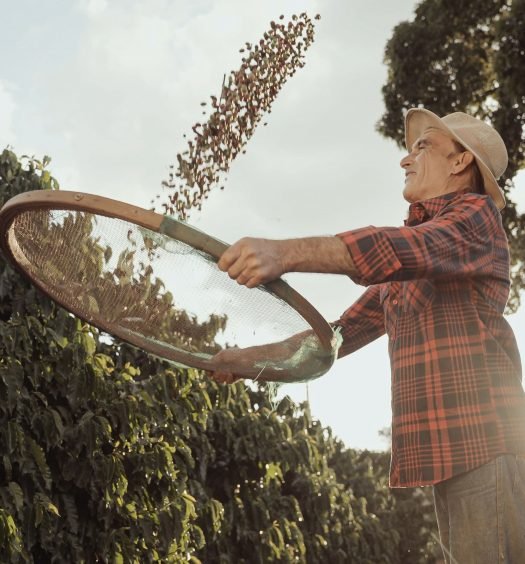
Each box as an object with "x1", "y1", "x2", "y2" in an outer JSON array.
[{"x1": 405, "y1": 108, "x2": 505, "y2": 210}]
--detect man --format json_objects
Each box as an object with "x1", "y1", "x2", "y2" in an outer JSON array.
[{"x1": 212, "y1": 109, "x2": 525, "y2": 563}]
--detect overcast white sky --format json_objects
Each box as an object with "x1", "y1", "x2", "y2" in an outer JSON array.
[{"x1": 2, "y1": 0, "x2": 525, "y2": 450}]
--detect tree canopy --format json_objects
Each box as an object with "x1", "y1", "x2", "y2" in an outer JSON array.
[{"x1": 378, "y1": 0, "x2": 525, "y2": 310}]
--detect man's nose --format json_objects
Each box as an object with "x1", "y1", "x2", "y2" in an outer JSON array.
[{"x1": 400, "y1": 153, "x2": 413, "y2": 169}]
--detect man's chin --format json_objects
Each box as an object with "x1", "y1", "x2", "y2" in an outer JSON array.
[{"x1": 403, "y1": 186, "x2": 417, "y2": 203}]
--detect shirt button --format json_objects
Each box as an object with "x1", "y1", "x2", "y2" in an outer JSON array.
[{"x1": 392, "y1": 299, "x2": 398, "y2": 305}]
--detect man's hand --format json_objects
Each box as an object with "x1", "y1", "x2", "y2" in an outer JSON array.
[
  {"x1": 217, "y1": 237, "x2": 285, "y2": 288},
  {"x1": 209, "y1": 339, "x2": 292, "y2": 384},
  {"x1": 209, "y1": 369, "x2": 242, "y2": 385},
  {"x1": 208, "y1": 347, "x2": 246, "y2": 385}
]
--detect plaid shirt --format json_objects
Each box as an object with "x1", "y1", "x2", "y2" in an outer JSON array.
[{"x1": 336, "y1": 192, "x2": 525, "y2": 487}]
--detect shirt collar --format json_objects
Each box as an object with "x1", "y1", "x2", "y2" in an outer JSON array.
[{"x1": 405, "y1": 191, "x2": 459, "y2": 226}]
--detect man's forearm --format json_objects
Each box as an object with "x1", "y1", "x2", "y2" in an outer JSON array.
[
  {"x1": 279, "y1": 236, "x2": 357, "y2": 276},
  {"x1": 218, "y1": 235, "x2": 357, "y2": 288}
]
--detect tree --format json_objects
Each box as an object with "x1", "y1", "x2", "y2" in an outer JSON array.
[
  {"x1": 0, "y1": 150, "x2": 213, "y2": 562},
  {"x1": 378, "y1": 0, "x2": 525, "y2": 310}
]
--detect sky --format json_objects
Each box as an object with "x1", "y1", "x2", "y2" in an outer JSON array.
[{"x1": 2, "y1": 0, "x2": 525, "y2": 451}]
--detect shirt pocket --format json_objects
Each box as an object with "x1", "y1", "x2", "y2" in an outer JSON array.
[{"x1": 401, "y1": 279, "x2": 435, "y2": 316}]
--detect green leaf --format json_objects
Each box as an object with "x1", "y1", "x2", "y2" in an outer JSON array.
[
  {"x1": 8, "y1": 483, "x2": 23, "y2": 514},
  {"x1": 125, "y1": 502, "x2": 137, "y2": 520},
  {"x1": 46, "y1": 327, "x2": 68, "y2": 348},
  {"x1": 28, "y1": 438, "x2": 52, "y2": 489},
  {"x1": 33, "y1": 493, "x2": 60, "y2": 527},
  {"x1": 80, "y1": 331, "x2": 96, "y2": 356},
  {"x1": 61, "y1": 494, "x2": 79, "y2": 535}
]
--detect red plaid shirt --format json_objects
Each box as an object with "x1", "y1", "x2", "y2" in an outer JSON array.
[{"x1": 336, "y1": 192, "x2": 525, "y2": 487}]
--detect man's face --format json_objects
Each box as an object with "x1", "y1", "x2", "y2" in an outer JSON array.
[{"x1": 401, "y1": 128, "x2": 460, "y2": 203}]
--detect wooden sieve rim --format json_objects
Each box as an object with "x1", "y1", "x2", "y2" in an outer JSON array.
[{"x1": 0, "y1": 190, "x2": 334, "y2": 360}]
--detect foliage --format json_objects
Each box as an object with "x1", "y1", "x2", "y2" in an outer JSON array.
[
  {"x1": 329, "y1": 446, "x2": 440, "y2": 563},
  {"x1": 192, "y1": 387, "x2": 440, "y2": 563},
  {"x1": 378, "y1": 0, "x2": 525, "y2": 310},
  {"x1": 0, "y1": 148, "x2": 438, "y2": 562}
]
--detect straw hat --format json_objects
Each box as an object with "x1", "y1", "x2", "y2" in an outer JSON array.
[{"x1": 405, "y1": 108, "x2": 508, "y2": 209}]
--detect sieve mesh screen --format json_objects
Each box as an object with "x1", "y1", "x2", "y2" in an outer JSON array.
[{"x1": 7, "y1": 208, "x2": 335, "y2": 380}]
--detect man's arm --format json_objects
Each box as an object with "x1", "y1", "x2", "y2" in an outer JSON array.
[
  {"x1": 333, "y1": 284, "x2": 386, "y2": 358},
  {"x1": 217, "y1": 236, "x2": 357, "y2": 288},
  {"x1": 210, "y1": 329, "x2": 327, "y2": 384},
  {"x1": 210, "y1": 285, "x2": 386, "y2": 384},
  {"x1": 219, "y1": 194, "x2": 501, "y2": 289},
  {"x1": 338, "y1": 194, "x2": 501, "y2": 286}
]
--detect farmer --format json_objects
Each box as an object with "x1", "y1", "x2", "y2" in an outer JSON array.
[{"x1": 212, "y1": 108, "x2": 525, "y2": 563}]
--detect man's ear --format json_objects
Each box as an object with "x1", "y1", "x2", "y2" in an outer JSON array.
[{"x1": 451, "y1": 151, "x2": 475, "y2": 174}]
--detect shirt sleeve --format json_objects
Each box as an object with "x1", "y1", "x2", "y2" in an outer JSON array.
[
  {"x1": 337, "y1": 194, "x2": 502, "y2": 286},
  {"x1": 333, "y1": 285, "x2": 385, "y2": 358}
]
